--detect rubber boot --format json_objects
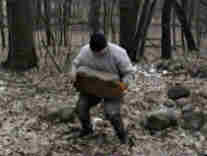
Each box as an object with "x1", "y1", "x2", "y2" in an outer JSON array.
[
  {"x1": 78, "y1": 119, "x2": 94, "y2": 137},
  {"x1": 110, "y1": 115, "x2": 128, "y2": 144}
]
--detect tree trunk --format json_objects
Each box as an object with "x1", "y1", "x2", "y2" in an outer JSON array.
[
  {"x1": 119, "y1": 0, "x2": 141, "y2": 61},
  {"x1": 63, "y1": 0, "x2": 72, "y2": 46},
  {"x1": 0, "y1": 0, "x2": 6, "y2": 49},
  {"x1": 161, "y1": 0, "x2": 197, "y2": 59},
  {"x1": 103, "y1": 0, "x2": 109, "y2": 36},
  {"x1": 135, "y1": 0, "x2": 157, "y2": 60},
  {"x1": 2, "y1": 0, "x2": 38, "y2": 71},
  {"x1": 172, "y1": 9, "x2": 177, "y2": 50},
  {"x1": 36, "y1": 0, "x2": 42, "y2": 27},
  {"x1": 89, "y1": 0, "x2": 101, "y2": 33},
  {"x1": 195, "y1": 0, "x2": 201, "y2": 47},
  {"x1": 180, "y1": 0, "x2": 186, "y2": 52},
  {"x1": 173, "y1": 0, "x2": 197, "y2": 50},
  {"x1": 110, "y1": 0, "x2": 118, "y2": 43},
  {"x1": 43, "y1": 0, "x2": 53, "y2": 46},
  {"x1": 161, "y1": 0, "x2": 173, "y2": 59}
]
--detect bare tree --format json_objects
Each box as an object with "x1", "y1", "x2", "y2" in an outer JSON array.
[
  {"x1": 62, "y1": 0, "x2": 72, "y2": 46},
  {"x1": 120, "y1": 0, "x2": 157, "y2": 61},
  {"x1": 0, "y1": 0, "x2": 6, "y2": 49},
  {"x1": 134, "y1": 0, "x2": 157, "y2": 59},
  {"x1": 2, "y1": 0, "x2": 38, "y2": 71},
  {"x1": 161, "y1": 0, "x2": 197, "y2": 59},
  {"x1": 119, "y1": 0, "x2": 141, "y2": 61},
  {"x1": 161, "y1": 0, "x2": 173, "y2": 59},
  {"x1": 88, "y1": 0, "x2": 101, "y2": 33}
]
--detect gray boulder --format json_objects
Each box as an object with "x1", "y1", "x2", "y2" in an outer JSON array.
[
  {"x1": 141, "y1": 109, "x2": 178, "y2": 132},
  {"x1": 181, "y1": 111, "x2": 206, "y2": 131},
  {"x1": 45, "y1": 106, "x2": 76, "y2": 123},
  {"x1": 167, "y1": 86, "x2": 190, "y2": 100}
]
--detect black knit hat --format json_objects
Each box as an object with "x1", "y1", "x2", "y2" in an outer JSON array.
[{"x1": 89, "y1": 32, "x2": 107, "y2": 52}]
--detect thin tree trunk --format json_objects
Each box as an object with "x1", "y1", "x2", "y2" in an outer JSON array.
[
  {"x1": 89, "y1": 0, "x2": 101, "y2": 34},
  {"x1": 136, "y1": 0, "x2": 157, "y2": 59},
  {"x1": 119, "y1": 0, "x2": 141, "y2": 61},
  {"x1": 161, "y1": 0, "x2": 197, "y2": 59},
  {"x1": 172, "y1": 9, "x2": 176, "y2": 50},
  {"x1": 195, "y1": 0, "x2": 201, "y2": 47},
  {"x1": 173, "y1": 0, "x2": 197, "y2": 50},
  {"x1": 180, "y1": 0, "x2": 186, "y2": 52},
  {"x1": 44, "y1": 0, "x2": 52, "y2": 46},
  {"x1": 0, "y1": 0, "x2": 5, "y2": 49},
  {"x1": 63, "y1": 0, "x2": 72, "y2": 47},
  {"x1": 110, "y1": 0, "x2": 117, "y2": 43},
  {"x1": 161, "y1": 0, "x2": 173, "y2": 59},
  {"x1": 103, "y1": 0, "x2": 109, "y2": 36}
]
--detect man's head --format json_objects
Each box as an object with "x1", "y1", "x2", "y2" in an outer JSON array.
[{"x1": 89, "y1": 32, "x2": 107, "y2": 53}]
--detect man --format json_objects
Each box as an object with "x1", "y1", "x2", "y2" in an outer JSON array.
[{"x1": 70, "y1": 32, "x2": 135, "y2": 144}]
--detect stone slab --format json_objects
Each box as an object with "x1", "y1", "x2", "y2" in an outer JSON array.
[{"x1": 75, "y1": 66, "x2": 127, "y2": 98}]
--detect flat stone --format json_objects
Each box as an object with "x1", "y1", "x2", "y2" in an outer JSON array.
[{"x1": 75, "y1": 66, "x2": 127, "y2": 98}]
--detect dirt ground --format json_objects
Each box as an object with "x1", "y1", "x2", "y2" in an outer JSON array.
[{"x1": 0, "y1": 24, "x2": 207, "y2": 155}]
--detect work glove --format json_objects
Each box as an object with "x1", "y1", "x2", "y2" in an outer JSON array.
[{"x1": 122, "y1": 74, "x2": 134, "y2": 89}]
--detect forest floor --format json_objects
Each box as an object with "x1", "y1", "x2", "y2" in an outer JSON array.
[{"x1": 0, "y1": 27, "x2": 207, "y2": 156}]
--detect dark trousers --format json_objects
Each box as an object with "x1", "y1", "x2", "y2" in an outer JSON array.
[{"x1": 76, "y1": 93, "x2": 126, "y2": 140}]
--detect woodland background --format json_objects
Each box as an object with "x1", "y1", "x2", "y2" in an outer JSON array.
[{"x1": 0, "y1": 0, "x2": 207, "y2": 156}]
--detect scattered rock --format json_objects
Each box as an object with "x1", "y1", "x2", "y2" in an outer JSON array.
[
  {"x1": 176, "y1": 98, "x2": 191, "y2": 108},
  {"x1": 198, "y1": 89, "x2": 207, "y2": 100},
  {"x1": 168, "y1": 61, "x2": 184, "y2": 72},
  {"x1": 190, "y1": 65, "x2": 207, "y2": 79},
  {"x1": 94, "y1": 152, "x2": 106, "y2": 156},
  {"x1": 156, "y1": 59, "x2": 184, "y2": 72},
  {"x1": 167, "y1": 86, "x2": 190, "y2": 100},
  {"x1": 201, "y1": 123, "x2": 207, "y2": 137},
  {"x1": 164, "y1": 99, "x2": 176, "y2": 108},
  {"x1": 182, "y1": 104, "x2": 193, "y2": 113},
  {"x1": 181, "y1": 111, "x2": 205, "y2": 131},
  {"x1": 141, "y1": 109, "x2": 178, "y2": 132},
  {"x1": 156, "y1": 60, "x2": 170, "y2": 71},
  {"x1": 45, "y1": 106, "x2": 76, "y2": 123},
  {"x1": 200, "y1": 113, "x2": 207, "y2": 135}
]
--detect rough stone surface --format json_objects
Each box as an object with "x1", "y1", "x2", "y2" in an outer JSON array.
[
  {"x1": 201, "y1": 123, "x2": 207, "y2": 137},
  {"x1": 75, "y1": 66, "x2": 127, "y2": 98},
  {"x1": 181, "y1": 111, "x2": 205, "y2": 131},
  {"x1": 164, "y1": 99, "x2": 176, "y2": 108},
  {"x1": 141, "y1": 109, "x2": 178, "y2": 132},
  {"x1": 45, "y1": 106, "x2": 76, "y2": 123},
  {"x1": 167, "y1": 86, "x2": 190, "y2": 100},
  {"x1": 190, "y1": 65, "x2": 207, "y2": 78}
]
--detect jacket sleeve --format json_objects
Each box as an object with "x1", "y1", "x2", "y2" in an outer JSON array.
[
  {"x1": 116, "y1": 50, "x2": 135, "y2": 87},
  {"x1": 71, "y1": 47, "x2": 86, "y2": 74}
]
